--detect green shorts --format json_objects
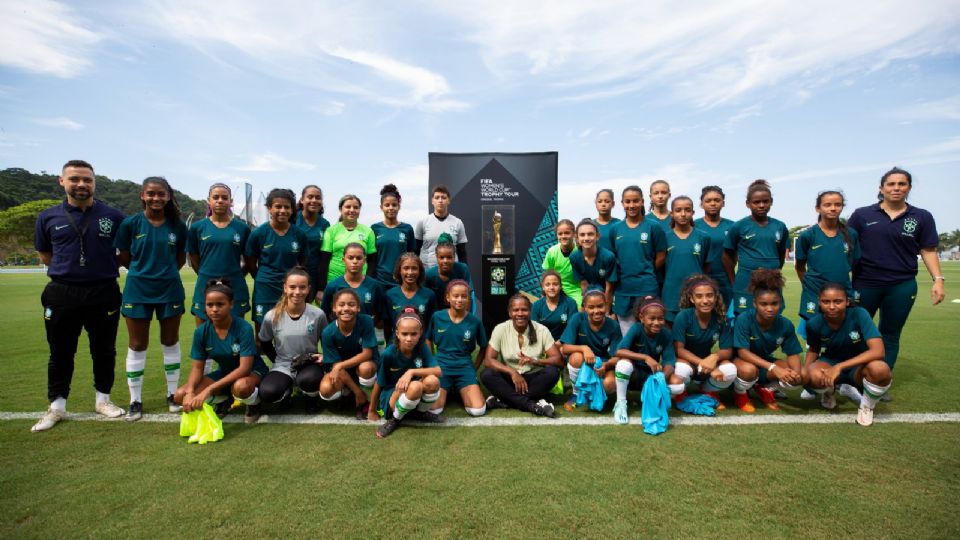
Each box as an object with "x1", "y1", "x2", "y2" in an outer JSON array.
[
  {"x1": 121, "y1": 301, "x2": 185, "y2": 320},
  {"x1": 440, "y1": 364, "x2": 478, "y2": 392},
  {"x1": 207, "y1": 357, "x2": 270, "y2": 383}
]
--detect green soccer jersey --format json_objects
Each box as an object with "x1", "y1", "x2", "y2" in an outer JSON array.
[
  {"x1": 186, "y1": 217, "x2": 249, "y2": 277},
  {"x1": 383, "y1": 286, "x2": 438, "y2": 335},
  {"x1": 371, "y1": 221, "x2": 417, "y2": 287},
  {"x1": 559, "y1": 312, "x2": 622, "y2": 359},
  {"x1": 426, "y1": 310, "x2": 488, "y2": 369},
  {"x1": 694, "y1": 217, "x2": 734, "y2": 284},
  {"x1": 115, "y1": 213, "x2": 187, "y2": 303},
  {"x1": 724, "y1": 216, "x2": 788, "y2": 298},
  {"x1": 245, "y1": 223, "x2": 307, "y2": 305},
  {"x1": 320, "y1": 276, "x2": 385, "y2": 320},
  {"x1": 795, "y1": 225, "x2": 860, "y2": 296},
  {"x1": 320, "y1": 222, "x2": 377, "y2": 282},
  {"x1": 542, "y1": 243, "x2": 582, "y2": 306},
  {"x1": 733, "y1": 309, "x2": 802, "y2": 360},
  {"x1": 618, "y1": 322, "x2": 676, "y2": 366},
  {"x1": 671, "y1": 308, "x2": 733, "y2": 358},
  {"x1": 320, "y1": 314, "x2": 378, "y2": 365},
  {"x1": 805, "y1": 307, "x2": 881, "y2": 362},
  {"x1": 190, "y1": 317, "x2": 261, "y2": 374},
  {"x1": 531, "y1": 295, "x2": 579, "y2": 341},
  {"x1": 377, "y1": 343, "x2": 438, "y2": 391},
  {"x1": 662, "y1": 229, "x2": 712, "y2": 318}
]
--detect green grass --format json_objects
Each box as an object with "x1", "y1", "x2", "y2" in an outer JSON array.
[{"x1": 2, "y1": 263, "x2": 959, "y2": 537}]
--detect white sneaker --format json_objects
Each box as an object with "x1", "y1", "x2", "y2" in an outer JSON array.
[
  {"x1": 613, "y1": 399, "x2": 628, "y2": 424},
  {"x1": 536, "y1": 399, "x2": 556, "y2": 418},
  {"x1": 31, "y1": 407, "x2": 66, "y2": 432},
  {"x1": 820, "y1": 390, "x2": 837, "y2": 410},
  {"x1": 838, "y1": 384, "x2": 862, "y2": 405},
  {"x1": 95, "y1": 400, "x2": 125, "y2": 418},
  {"x1": 800, "y1": 389, "x2": 816, "y2": 400},
  {"x1": 167, "y1": 394, "x2": 182, "y2": 413},
  {"x1": 856, "y1": 404, "x2": 874, "y2": 426}
]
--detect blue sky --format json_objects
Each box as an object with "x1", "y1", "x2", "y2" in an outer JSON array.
[{"x1": 2, "y1": 0, "x2": 959, "y2": 231}]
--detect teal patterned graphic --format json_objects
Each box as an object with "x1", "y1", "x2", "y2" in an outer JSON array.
[{"x1": 515, "y1": 190, "x2": 558, "y2": 298}]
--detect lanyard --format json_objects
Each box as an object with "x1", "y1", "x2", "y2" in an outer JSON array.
[{"x1": 61, "y1": 203, "x2": 94, "y2": 267}]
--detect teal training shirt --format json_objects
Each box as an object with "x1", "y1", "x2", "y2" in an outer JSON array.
[
  {"x1": 643, "y1": 212, "x2": 672, "y2": 234},
  {"x1": 424, "y1": 262, "x2": 473, "y2": 307},
  {"x1": 595, "y1": 217, "x2": 621, "y2": 253},
  {"x1": 805, "y1": 307, "x2": 881, "y2": 362},
  {"x1": 377, "y1": 343, "x2": 438, "y2": 391},
  {"x1": 795, "y1": 225, "x2": 860, "y2": 295},
  {"x1": 569, "y1": 247, "x2": 618, "y2": 291},
  {"x1": 662, "y1": 228, "x2": 712, "y2": 317},
  {"x1": 115, "y1": 213, "x2": 187, "y2": 303},
  {"x1": 694, "y1": 217, "x2": 734, "y2": 283},
  {"x1": 618, "y1": 322, "x2": 676, "y2": 366},
  {"x1": 293, "y1": 213, "x2": 330, "y2": 284},
  {"x1": 671, "y1": 308, "x2": 733, "y2": 358},
  {"x1": 559, "y1": 312, "x2": 622, "y2": 358},
  {"x1": 371, "y1": 221, "x2": 417, "y2": 287},
  {"x1": 723, "y1": 216, "x2": 788, "y2": 296},
  {"x1": 531, "y1": 295, "x2": 580, "y2": 341},
  {"x1": 382, "y1": 286, "x2": 438, "y2": 335},
  {"x1": 733, "y1": 309, "x2": 802, "y2": 360},
  {"x1": 190, "y1": 317, "x2": 260, "y2": 373},
  {"x1": 321, "y1": 276, "x2": 385, "y2": 320},
  {"x1": 320, "y1": 314, "x2": 378, "y2": 365},
  {"x1": 186, "y1": 217, "x2": 249, "y2": 277},
  {"x1": 244, "y1": 223, "x2": 307, "y2": 304},
  {"x1": 426, "y1": 310, "x2": 488, "y2": 369},
  {"x1": 610, "y1": 219, "x2": 667, "y2": 313}
]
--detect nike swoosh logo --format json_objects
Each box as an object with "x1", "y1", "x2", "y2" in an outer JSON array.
[
  {"x1": 811, "y1": 245, "x2": 822, "y2": 250},
  {"x1": 135, "y1": 234, "x2": 146, "y2": 239},
  {"x1": 55, "y1": 224, "x2": 71, "y2": 230},
  {"x1": 173, "y1": 304, "x2": 181, "y2": 309},
  {"x1": 749, "y1": 336, "x2": 757, "y2": 340},
  {"x1": 264, "y1": 244, "x2": 273, "y2": 249},
  {"x1": 206, "y1": 347, "x2": 213, "y2": 351},
  {"x1": 616, "y1": 235, "x2": 623, "y2": 240},
  {"x1": 201, "y1": 235, "x2": 211, "y2": 240},
  {"x1": 744, "y1": 234, "x2": 756, "y2": 239},
  {"x1": 667, "y1": 246, "x2": 675, "y2": 252},
  {"x1": 865, "y1": 221, "x2": 878, "y2": 226},
  {"x1": 389, "y1": 367, "x2": 400, "y2": 371},
  {"x1": 437, "y1": 329, "x2": 446, "y2": 333},
  {"x1": 107, "y1": 309, "x2": 118, "y2": 315}
]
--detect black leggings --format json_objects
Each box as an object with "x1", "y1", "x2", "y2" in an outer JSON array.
[
  {"x1": 259, "y1": 371, "x2": 293, "y2": 404},
  {"x1": 295, "y1": 364, "x2": 326, "y2": 394},
  {"x1": 480, "y1": 366, "x2": 559, "y2": 411}
]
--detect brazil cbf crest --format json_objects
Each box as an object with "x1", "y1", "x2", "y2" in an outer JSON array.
[
  {"x1": 256, "y1": 305, "x2": 264, "y2": 315},
  {"x1": 775, "y1": 231, "x2": 782, "y2": 241},
  {"x1": 291, "y1": 241, "x2": 300, "y2": 252},
  {"x1": 806, "y1": 301, "x2": 816, "y2": 313},
  {"x1": 398, "y1": 232, "x2": 406, "y2": 243},
  {"x1": 231, "y1": 342, "x2": 240, "y2": 355},
  {"x1": 560, "y1": 313, "x2": 568, "y2": 323},
  {"x1": 98, "y1": 217, "x2": 113, "y2": 235},
  {"x1": 418, "y1": 304, "x2": 425, "y2": 313},
  {"x1": 693, "y1": 243, "x2": 701, "y2": 255},
  {"x1": 640, "y1": 232, "x2": 649, "y2": 242},
  {"x1": 364, "y1": 292, "x2": 372, "y2": 302},
  {"x1": 849, "y1": 330, "x2": 861, "y2": 342},
  {"x1": 903, "y1": 218, "x2": 918, "y2": 234},
  {"x1": 168, "y1": 233, "x2": 177, "y2": 244},
  {"x1": 712, "y1": 332, "x2": 719, "y2": 342},
  {"x1": 414, "y1": 358, "x2": 423, "y2": 368},
  {"x1": 739, "y1": 297, "x2": 748, "y2": 308},
  {"x1": 463, "y1": 330, "x2": 472, "y2": 340},
  {"x1": 598, "y1": 268, "x2": 606, "y2": 277},
  {"x1": 776, "y1": 336, "x2": 784, "y2": 345},
  {"x1": 233, "y1": 233, "x2": 241, "y2": 245},
  {"x1": 307, "y1": 322, "x2": 316, "y2": 333},
  {"x1": 44, "y1": 307, "x2": 53, "y2": 320}
]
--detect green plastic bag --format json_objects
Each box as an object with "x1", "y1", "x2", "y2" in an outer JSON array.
[
  {"x1": 180, "y1": 402, "x2": 224, "y2": 444},
  {"x1": 550, "y1": 371, "x2": 564, "y2": 395}
]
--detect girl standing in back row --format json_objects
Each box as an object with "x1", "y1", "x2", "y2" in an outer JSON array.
[
  {"x1": 610, "y1": 185, "x2": 666, "y2": 336},
  {"x1": 594, "y1": 188, "x2": 620, "y2": 253},
  {"x1": 694, "y1": 186, "x2": 735, "y2": 310},
  {"x1": 294, "y1": 185, "x2": 330, "y2": 303},
  {"x1": 371, "y1": 184, "x2": 417, "y2": 290}
]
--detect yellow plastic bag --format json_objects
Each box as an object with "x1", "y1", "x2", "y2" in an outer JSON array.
[{"x1": 180, "y1": 402, "x2": 224, "y2": 444}]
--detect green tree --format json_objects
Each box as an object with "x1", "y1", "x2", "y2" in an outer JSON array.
[{"x1": 0, "y1": 199, "x2": 59, "y2": 263}]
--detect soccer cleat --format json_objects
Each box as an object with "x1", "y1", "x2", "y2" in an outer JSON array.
[
  {"x1": 125, "y1": 401, "x2": 143, "y2": 422},
  {"x1": 244, "y1": 403, "x2": 261, "y2": 424},
  {"x1": 856, "y1": 404, "x2": 875, "y2": 426},
  {"x1": 734, "y1": 392, "x2": 755, "y2": 413},
  {"x1": 95, "y1": 400, "x2": 125, "y2": 418},
  {"x1": 563, "y1": 395, "x2": 578, "y2": 412},
  {"x1": 838, "y1": 384, "x2": 862, "y2": 405},
  {"x1": 304, "y1": 395, "x2": 321, "y2": 414},
  {"x1": 31, "y1": 407, "x2": 66, "y2": 432},
  {"x1": 702, "y1": 391, "x2": 725, "y2": 411},
  {"x1": 409, "y1": 410, "x2": 446, "y2": 423},
  {"x1": 800, "y1": 388, "x2": 817, "y2": 400},
  {"x1": 531, "y1": 399, "x2": 557, "y2": 418},
  {"x1": 167, "y1": 394, "x2": 182, "y2": 413},
  {"x1": 820, "y1": 389, "x2": 837, "y2": 410},
  {"x1": 772, "y1": 388, "x2": 788, "y2": 400},
  {"x1": 214, "y1": 399, "x2": 232, "y2": 419},
  {"x1": 485, "y1": 395, "x2": 508, "y2": 410},
  {"x1": 376, "y1": 417, "x2": 401, "y2": 438},
  {"x1": 755, "y1": 386, "x2": 780, "y2": 410},
  {"x1": 613, "y1": 399, "x2": 629, "y2": 424},
  {"x1": 355, "y1": 402, "x2": 370, "y2": 421}
]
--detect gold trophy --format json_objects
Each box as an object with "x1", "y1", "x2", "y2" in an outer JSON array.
[{"x1": 492, "y1": 211, "x2": 503, "y2": 254}]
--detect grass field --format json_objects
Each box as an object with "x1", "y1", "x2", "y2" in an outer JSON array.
[{"x1": 2, "y1": 263, "x2": 959, "y2": 537}]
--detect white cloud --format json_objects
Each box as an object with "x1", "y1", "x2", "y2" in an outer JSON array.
[
  {"x1": 30, "y1": 116, "x2": 84, "y2": 130},
  {"x1": 914, "y1": 136, "x2": 960, "y2": 156},
  {"x1": 714, "y1": 104, "x2": 762, "y2": 133},
  {"x1": 437, "y1": 0, "x2": 960, "y2": 108},
  {"x1": 890, "y1": 95, "x2": 960, "y2": 122},
  {"x1": 233, "y1": 152, "x2": 316, "y2": 172},
  {"x1": 312, "y1": 100, "x2": 346, "y2": 116},
  {"x1": 0, "y1": 0, "x2": 100, "y2": 78}
]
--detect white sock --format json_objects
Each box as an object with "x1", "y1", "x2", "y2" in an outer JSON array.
[
  {"x1": 431, "y1": 406, "x2": 444, "y2": 415},
  {"x1": 238, "y1": 388, "x2": 260, "y2": 405},
  {"x1": 614, "y1": 360, "x2": 633, "y2": 401},
  {"x1": 95, "y1": 391, "x2": 110, "y2": 404},
  {"x1": 51, "y1": 397, "x2": 67, "y2": 412},
  {"x1": 668, "y1": 383, "x2": 686, "y2": 396},
  {"x1": 465, "y1": 405, "x2": 486, "y2": 417},
  {"x1": 320, "y1": 390, "x2": 342, "y2": 401},
  {"x1": 733, "y1": 377, "x2": 756, "y2": 394},
  {"x1": 301, "y1": 389, "x2": 319, "y2": 397},
  {"x1": 417, "y1": 391, "x2": 440, "y2": 411},
  {"x1": 162, "y1": 343, "x2": 181, "y2": 396},
  {"x1": 861, "y1": 379, "x2": 891, "y2": 409},
  {"x1": 358, "y1": 375, "x2": 376, "y2": 389},
  {"x1": 126, "y1": 348, "x2": 147, "y2": 403},
  {"x1": 394, "y1": 394, "x2": 420, "y2": 419},
  {"x1": 567, "y1": 364, "x2": 581, "y2": 393}
]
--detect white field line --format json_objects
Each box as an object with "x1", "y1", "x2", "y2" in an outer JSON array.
[{"x1": 2, "y1": 411, "x2": 958, "y2": 427}]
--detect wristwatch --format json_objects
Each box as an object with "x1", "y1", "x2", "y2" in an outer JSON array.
[{"x1": 934, "y1": 276, "x2": 946, "y2": 282}]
